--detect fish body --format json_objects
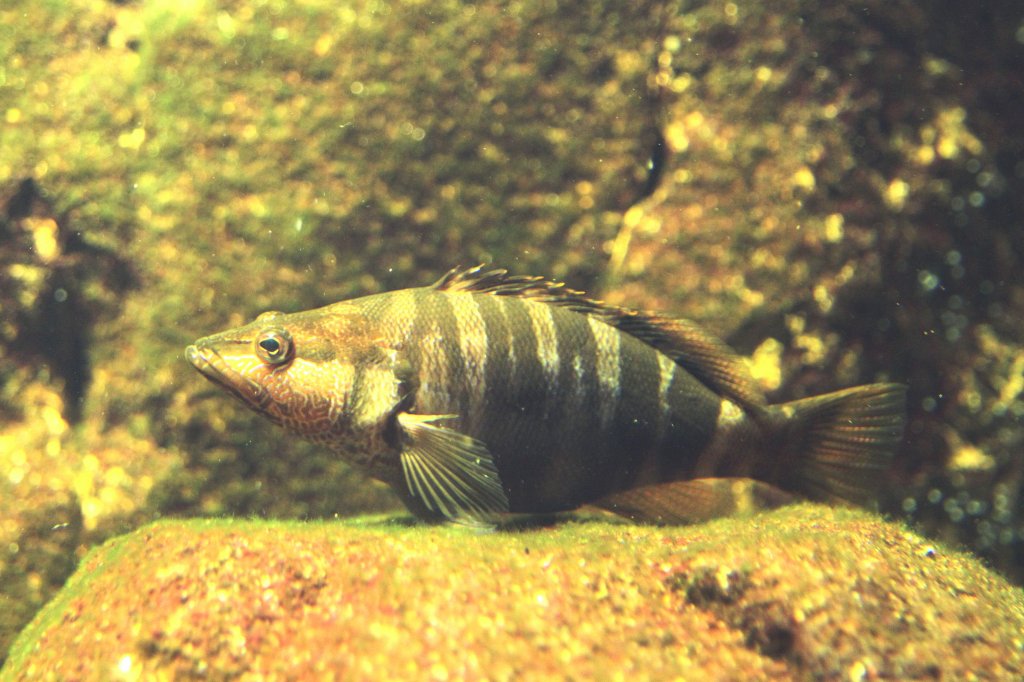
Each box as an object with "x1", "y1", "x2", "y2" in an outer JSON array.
[{"x1": 186, "y1": 266, "x2": 906, "y2": 523}]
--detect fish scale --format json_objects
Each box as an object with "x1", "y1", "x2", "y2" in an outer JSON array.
[{"x1": 186, "y1": 265, "x2": 907, "y2": 524}]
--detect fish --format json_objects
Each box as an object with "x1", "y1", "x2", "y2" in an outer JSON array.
[{"x1": 185, "y1": 265, "x2": 906, "y2": 524}]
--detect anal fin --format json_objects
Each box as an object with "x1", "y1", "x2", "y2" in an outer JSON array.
[
  {"x1": 396, "y1": 412, "x2": 510, "y2": 523},
  {"x1": 594, "y1": 478, "x2": 795, "y2": 525}
]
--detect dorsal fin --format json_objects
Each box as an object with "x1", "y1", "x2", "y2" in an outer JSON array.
[
  {"x1": 611, "y1": 311, "x2": 767, "y2": 409},
  {"x1": 433, "y1": 266, "x2": 767, "y2": 409},
  {"x1": 432, "y1": 264, "x2": 604, "y2": 314}
]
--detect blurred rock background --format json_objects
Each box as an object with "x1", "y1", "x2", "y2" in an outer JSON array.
[{"x1": 1, "y1": 0, "x2": 1022, "y2": 665}]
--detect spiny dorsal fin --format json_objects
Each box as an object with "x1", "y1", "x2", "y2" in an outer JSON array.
[
  {"x1": 433, "y1": 265, "x2": 767, "y2": 409},
  {"x1": 432, "y1": 265, "x2": 604, "y2": 314}
]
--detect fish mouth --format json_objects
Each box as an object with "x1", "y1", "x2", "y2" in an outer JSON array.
[{"x1": 186, "y1": 344, "x2": 270, "y2": 411}]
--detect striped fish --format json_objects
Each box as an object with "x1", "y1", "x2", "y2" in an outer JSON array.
[{"x1": 186, "y1": 266, "x2": 906, "y2": 524}]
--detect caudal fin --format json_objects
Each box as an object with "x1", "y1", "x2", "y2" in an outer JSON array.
[{"x1": 779, "y1": 383, "x2": 906, "y2": 506}]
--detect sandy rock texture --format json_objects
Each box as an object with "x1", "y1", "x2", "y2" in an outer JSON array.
[{"x1": 6, "y1": 506, "x2": 1024, "y2": 681}]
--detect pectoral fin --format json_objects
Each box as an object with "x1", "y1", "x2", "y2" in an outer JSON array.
[
  {"x1": 595, "y1": 478, "x2": 795, "y2": 525},
  {"x1": 396, "y1": 412, "x2": 510, "y2": 522}
]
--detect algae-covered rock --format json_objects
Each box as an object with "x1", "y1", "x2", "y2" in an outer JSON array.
[
  {"x1": 0, "y1": 483, "x2": 81, "y2": 669},
  {"x1": 5, "y1": 506, "x2": 1024, "y2": 680}
]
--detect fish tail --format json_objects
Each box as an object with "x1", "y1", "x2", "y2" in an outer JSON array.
[{"x1": 775, "y1": 382, "x2": 906, "y2": 506}]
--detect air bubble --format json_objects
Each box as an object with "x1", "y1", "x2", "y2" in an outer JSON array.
[
  {"x1": 917, "y1": 270, "x2": 940, "y2": 292},
  {"x1": 943, "y1": 498, "x2": 964, "y2": 523}
]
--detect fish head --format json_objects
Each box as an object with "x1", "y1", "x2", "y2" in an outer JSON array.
[{"x1": 186, "y1": 303, "x2": 402, "y2": 452}]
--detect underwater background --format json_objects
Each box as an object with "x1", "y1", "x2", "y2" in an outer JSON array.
[{"x1": 1, "y1": 0, "x2": 1023, "y2": 671}]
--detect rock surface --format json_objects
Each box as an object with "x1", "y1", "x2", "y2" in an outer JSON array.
[{"x1": 6, "y1": 506, "x2": 1024, "y2": 680}]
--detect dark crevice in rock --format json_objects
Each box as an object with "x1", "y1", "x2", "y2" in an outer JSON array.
[
  {"x1": 0, "y1": 178, "x2": 137, "y2": 423},
  {"x1": 669, "y1": 566, "x2": 797, "y2": 662},
  {"x1": 638, "y1": 129, "x2": 667, "y2": 202}
]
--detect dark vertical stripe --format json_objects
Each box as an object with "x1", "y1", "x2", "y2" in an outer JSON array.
[
  {"x1": 502, "y1": 297, "x2": 546, "y2": 410},
  {"x1": 612, "y1": 337, "x2": 663, "y2": 454},
  {"x1": 431, "y1": 291, "x2": 469, "y2": 416},
  {"x1": 475, "y1": 295, "x2": 559, "y2": 493},
  {"x1": 476, "y1": 294, "x2": 512, "y2": 405},
  {"x1": 659, "y1": 356, "x2": 723, "y2": 479},
  {"x1": 474, "y1": 295, "x2": 547, "y2": 413}
]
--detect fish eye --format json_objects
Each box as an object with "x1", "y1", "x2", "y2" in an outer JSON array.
[{"x1": 255, "y1": 328, "x2": 293, "y2": 365}]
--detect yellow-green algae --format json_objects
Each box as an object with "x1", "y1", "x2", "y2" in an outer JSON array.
[{"x1": 5, "y1": 505, "x2": 1024, "y2": 681}]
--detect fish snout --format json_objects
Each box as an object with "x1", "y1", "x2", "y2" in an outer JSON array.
[
  {"x1": 185, "y1": 344, "x2": 203, "y2": 368},
  {"x1": 185, "y1": 343, "x2": 220, "y2": 380},
  {"x1": 184, "y1": 341, "x2": 270, "y2": 410}
]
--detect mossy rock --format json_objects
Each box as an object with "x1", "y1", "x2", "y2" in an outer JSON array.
[{"x1": 6, "y1": 505, "x2": 1023, "y2": 680}]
